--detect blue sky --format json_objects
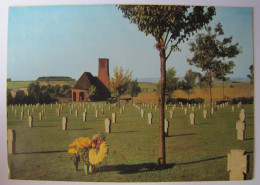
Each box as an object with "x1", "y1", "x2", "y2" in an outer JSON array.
[{"x1": 7, "y1": 5, "x2": 253, "y2": 81}]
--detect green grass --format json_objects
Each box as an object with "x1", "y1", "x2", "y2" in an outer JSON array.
[
  {"x1": 7, "y1": 81, "x2": 33, "y2": 90},
  {"x1": 7, "y1": 102, "x2": 254, "y2": 182}
]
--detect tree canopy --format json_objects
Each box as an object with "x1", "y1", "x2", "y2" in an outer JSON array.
[
  {"x1": 188, "y1": 23, "x2": 241, "y2": 109},
  {"x1": 118, "y1": 4, "x2": 216, "y2": 167}
]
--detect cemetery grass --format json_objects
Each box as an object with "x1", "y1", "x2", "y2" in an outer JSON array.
[{"x1": 7, "y1": 103, "x2": 254, "y2": 182}]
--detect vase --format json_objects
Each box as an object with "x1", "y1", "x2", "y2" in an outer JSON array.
[{"x1": 84, "y1": 164, "x2": 89, "y2": 175}]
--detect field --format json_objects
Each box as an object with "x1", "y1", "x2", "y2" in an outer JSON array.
[
  {"x1": 136, "y1": 81, "x2": 254, "y2": 104},
  {"x1": 7, "y1": 102, "x2": 254, "y2": 182},
  {"x1": 7, "y1": 81, "x2": 73, "y2": 90}
]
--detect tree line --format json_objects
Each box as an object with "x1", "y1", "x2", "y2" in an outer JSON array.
[{"x1": 7, "y1": 81, "x2": 72, "y2": 105}]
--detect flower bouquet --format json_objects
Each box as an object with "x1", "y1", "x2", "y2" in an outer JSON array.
[{"x1": 68, "y1": 133, "x2": 108, "y2": 174}]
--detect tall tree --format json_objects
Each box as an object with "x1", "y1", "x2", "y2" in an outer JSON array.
[
  {"x1": 247, "y1": 64, "x2": 254, "y2": 84},
  {"x1": 179, "y1": 69, "x2": 199, "y2": 100},
  {"x1": 129, "y1": 79, "x2": 141, "y2": 105},
  {"x1": 215, "y1": 62, "x2": 235, "y2": 99},
  {"x1": 110, "y1": 67, "x2": 132, "y2": 108},
  {"x1": 188, "y1": 23, "x2": 241, "y2": 114},
  {"x1": 118, "y1": 5, "x2": 215, "y2": 166}
]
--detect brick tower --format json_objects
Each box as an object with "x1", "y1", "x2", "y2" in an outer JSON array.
[{"x1": 98, "y1": 58, "x2": 110, "y2": 89}]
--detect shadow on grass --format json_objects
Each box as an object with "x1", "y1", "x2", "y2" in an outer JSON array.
[
  {"x1": 16, "y1": 150, "x2": 67, "y2": 155},
  {"x1": 175, "y1": 155, "x2": 227, "y2": 166},
  {"x1": 95, "y1": 154, "x2": 233, "y2": 174},
  {"x1": 168, "y1": 133, "x2": 196, "y2": 137},
  {"x1": 112, "y1": 131, "x2": 137, "y2": 134},
  {"x1": 196, "y1": 122, "x2": 211, "y2": 125},
  {"x1": 245, "y1": 137, "x2": 254, "y2": 141},
  {"x1": 35, "y1": 125, "x2": 56, "y2": 128},
  {"x1": 69, "y1": 128, "x2": 93, "y2": 131},
  {"x1": 96, "y1": 163, "x2": 174, "y2": 174}
]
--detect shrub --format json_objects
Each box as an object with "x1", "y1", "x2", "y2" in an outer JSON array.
[{"x1": 232, "y1": 97, "x2": 254, "y2": 104}]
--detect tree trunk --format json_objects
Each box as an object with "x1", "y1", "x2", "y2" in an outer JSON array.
[
  {"x1": 158, "y1": 49, "x2": 166, "y2": 167},
  {"x1": 209, "y1": 72, "x2": 213, "y2": 116},
  {"x1": 222, "y1": 80, "x2": 225, "y2": 99},
  {"x1": 118, "y1": 96, "x2": 120, "y2": 108}
]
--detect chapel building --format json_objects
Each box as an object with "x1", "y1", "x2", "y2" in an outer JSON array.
[{"x1": 71, "y1": 58, "x2": 111, "y2": 102}]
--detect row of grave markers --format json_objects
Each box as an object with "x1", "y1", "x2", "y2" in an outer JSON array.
[{"x1": 7, "y1": 101, "x2": 248, "y2": 180}]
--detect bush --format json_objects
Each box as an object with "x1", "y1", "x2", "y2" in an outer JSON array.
[
  {"x1": 231, "y1": 97, "x2": 254, "y2": 104},
  {"x1": 166, "y1": 97, "x2": 204, "y2": 105}
]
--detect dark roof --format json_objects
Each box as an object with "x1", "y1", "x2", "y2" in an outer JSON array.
[{"x1": 72, "y1": 72, "x2": 96, "y2": 90}]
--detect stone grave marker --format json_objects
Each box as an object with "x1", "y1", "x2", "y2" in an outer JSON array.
[
  {"x1": 190, "y1": 113, "x2": 195, "y2": 125},
  {"x1": 164, "y1": 119, "x2": 169, "y2": 137},
  {"x1": 112, "y1": 113, "x2": 116, "y2": 123},
  {"x1": 170, "y1": 110, "x2": 174, "y2": 118},
  {"x1": 120, "y1": 108, "x2": 123, "y2": 115},
  {"x1": 75, "y1": 110, "x2": 78, "y2": 117},
  {"x1": 232, "y1": 106, "x2": 234, "y2": 112},
  {"x1": 39, "y1": 112, "x2": 42, "y2": 120},
  {"x1": 83, "y1": 112, "x2": 87, "y2": 122},
  {"x1": 148, "y1": 113, "x2": 153, "y2": 124},
  {"x1": 7, "y1": 129, "x2": 16, "y2": 154},
  {"x1": 239, "y1": 112, "x2": 246, "y2": 122},
  {"x1": 203, "y1": 109, "x2": 207, "y2": 118},
  {"x1": 105, "y1": 118, "x2": 111, "y2": 133},
  {"x1": 62, "y1": 116, "x2": 68, "y2": 131},
  {"x1": 236, "y1": 120, "x2": 246, "y2": 140},
  {"x1": 95, "y1": 110, "x2": 98, "y2": 118},
  {"x1": 20, "y1": 111, "x2": 24, "y2": 119},
  {"x1": 28, "y1": 116, "x2": 33, "y2": 128},
  {"x1": 141, "y1": 109, "x2": 145, "y2": 118},
  {"x1": 211, "y1": 107, "x2": 214, "y2": 115},
  {"x1": 227, "y1": 149, "x2": 248, "y2": 180},
  {"x1": 184, "y1": 108, "x2": 187, "y2": 115}
]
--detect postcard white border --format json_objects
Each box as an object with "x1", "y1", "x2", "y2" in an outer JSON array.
[{"x1": 0, "y1": 0, "x2": 259, "y2": 185}]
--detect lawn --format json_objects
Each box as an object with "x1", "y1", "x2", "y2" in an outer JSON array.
[{"x1": 7, "y1": 102, "x2": 254, "y2": 182}]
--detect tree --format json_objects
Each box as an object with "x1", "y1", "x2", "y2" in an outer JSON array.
[
  {"x1": 179, "y1": 69, "x2": 198, "y2": 100},
  {"x1": 247, "y1": 64, "x2": 254, "y2": 84},
  {"x1": 129, "y1": 79, "x2": 141, "y2": 104},
  {"x1": 110, "y1": 67, "x2": 132, "y2": 108},
  {"x1": 28, "y1": 81, "x2": 41, "y2": 103},
  {"x1": 188, "y1": 23, "x2": 241, "y2": 114},
  {"x1": 87, "y1": 85, "x2": 97, "y2": 101},
  {"x1": 157, "y1": 67, "x2": 179, "y2": 100},
  {"x1": 7, "y1": 89, "x2": 13, "y2": 105},
  {"x1": 215, "y1": 62, "x2": 235, "y2": 99},
  {"x1": 118, "y1": 5, "x2": 215, "y2": 166}
]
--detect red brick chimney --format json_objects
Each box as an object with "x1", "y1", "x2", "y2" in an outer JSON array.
[{"x1": 98, "y1": 58, "x2": 110, "y2": 89}]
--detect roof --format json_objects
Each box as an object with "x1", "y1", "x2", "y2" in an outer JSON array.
[{"x1": 72, "y1": 72, "x2": 96, "y2": 90}]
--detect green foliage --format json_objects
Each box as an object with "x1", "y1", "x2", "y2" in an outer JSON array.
[
  {"x1": 110, "y1": 67, "x2": 132, "y2": 97},
  {"x1": 247, "y1": 64, "x2": 254, "y2": 84},
  {"x1": 157, "y1": 67, "x2": 179, "y2": 97},
  {"x1": 37, "y1": 76, "x2": 75, "y2": 82},
  {"x1": 129, "y1": 79, "x2": 141, "y2": 97},
  {"x1": 179, "y1": 69, "x2": 199, "y2": 99},
  {"x1": 117, "y1": 5, "x2": 216, "y2": 57},
  {"x1": 188, "y1": 23, "x2": 242, "y2": 107},
  {"x1": 7, "y1": 78, "x2": 12, "y2": 82},
  {"x1": 87, "y1": 85, "x2": 97, "y2": 100}
]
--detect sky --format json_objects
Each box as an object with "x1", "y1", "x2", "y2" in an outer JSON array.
[{"x1": 7, "y1": 5, "x2": 253, "y2": 81}]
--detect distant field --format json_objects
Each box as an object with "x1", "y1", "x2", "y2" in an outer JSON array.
[
  {"x1": 7, "y1": 81, "x2": 74, "y2": 90},
  {"x1": 136, "y1": 81, "x2": 254, "y2": 104},
  {"x1": 7, "y1": 81, "x2": 33, "y2": 90}
]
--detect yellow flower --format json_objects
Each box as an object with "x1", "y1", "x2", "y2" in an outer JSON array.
[
  {"x1": 82, "y1": 137, "x2": 92, "y2": 148},
  {"x1": 89, "y1": 142, "x2": 108, "y2": 165},
  {"x1": 68, "y1": 148, "x2": 77, "y2": 155}
]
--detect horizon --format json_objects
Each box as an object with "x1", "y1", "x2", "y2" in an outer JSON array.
[{"x1": 7, "y1": 5, "x2": 253, "y2": 81}]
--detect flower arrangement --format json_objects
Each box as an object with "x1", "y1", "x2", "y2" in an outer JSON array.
[{"x1": 68, "y1": 133, "x2": 108, "y2": 174}]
